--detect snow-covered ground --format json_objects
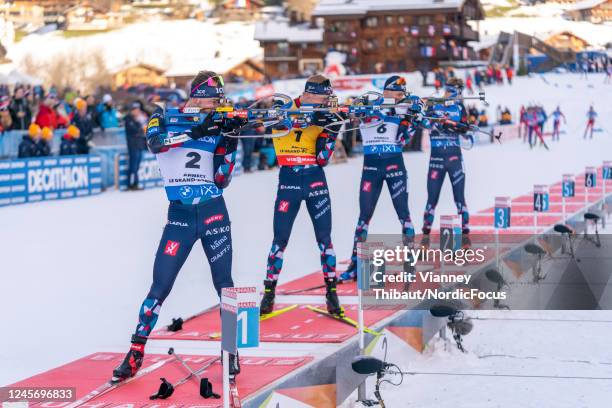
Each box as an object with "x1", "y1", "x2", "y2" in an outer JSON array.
[
  {"x1": 1, "y1": 74, "x2": 611, "y2": 408},
  {"x1": 352, "y1": 310, "x2": 612, "y2": 408}
]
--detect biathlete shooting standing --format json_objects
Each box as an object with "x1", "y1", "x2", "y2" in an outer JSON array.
[
  {"x1": 421, "y1": 77, "x2": 471, "y2": 248},
  {"x1": 112, "y1": 71, "x2": 244, "y2": 382},
  {"x1": 260, "y1": 75, "x2": 346, "y2": 316},
  {"x1": 340, "y1": 75, "x2": 420, "y2": 282}
]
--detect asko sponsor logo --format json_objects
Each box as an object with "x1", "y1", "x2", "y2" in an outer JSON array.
[
  {"x1": 204, "y1": 214, "x2": 224, "y2": 225},
  {"x1": 278, "y1": 200, "x2": 290, "y2": 213},
  {"x1": 205, "y1": 225, "x2": 230, "y2": 236},
  {"x1": 164, "y1": 240, "x2": 180, "y2": 256},
  {"x1": 310, "y1": 181, "x2": 325, "y2": 188}
]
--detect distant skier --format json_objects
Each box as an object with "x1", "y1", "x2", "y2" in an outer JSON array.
[
  {"x1": 340, "y1": 75, "x2": 420, "y2": 282},
  {"x1": 421, "y1": 77, "x2": 471, "y2": 247},
  {"x1": 112, "y1": 71, "x2": 244, "y2": 382},
  {"x1": 550, "y1": 106, "x2": 566, "y2": 141},
  {"x1": 259, "y1": 75, "x2": 345, "y2": 316},
  {"x1": 524, "y1": 106, "x2": 548, "y2": 149},
  {"x1": 584, "y1": 105, "x2": 597, "y2": 139}
]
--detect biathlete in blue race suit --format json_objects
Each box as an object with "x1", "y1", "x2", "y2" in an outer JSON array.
[
  {"x1": 113, "y1": 71, "x2": 244, "y2": 382},
  {"x1": 259, "y1": 74, "x2": 347, "y2": 317},
  {"x1": 340, "y1": 75, "x2": 422, "y2": 282},
  {"x1": 421, "y1": 77, "x2": 471, "y2": 247}
]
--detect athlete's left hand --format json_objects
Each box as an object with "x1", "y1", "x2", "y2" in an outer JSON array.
[
  {"x1": 221, "y1": 116, "x2": 248, "y2": 134},
  {"x1": 312, "y1": 111, "x2": 346, "y2": 135}
]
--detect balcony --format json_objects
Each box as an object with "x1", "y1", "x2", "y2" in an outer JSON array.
[
  {"x1": 264, "y1": 48, "x2": 298, "y2": 62},
  {"x1": 325, "y1": 30, "x2": 359, "y2": 43},
  {"x1": 403, "y1": 24, "x2": 479, "y2": 41}
]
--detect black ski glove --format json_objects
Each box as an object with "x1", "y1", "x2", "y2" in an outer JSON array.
[
  {"x1": 312, "y1": 111, "x2": 346, "y2": 135},
  {"x1": 190, "y1": 113, "x2": 222, "y2": 139}
]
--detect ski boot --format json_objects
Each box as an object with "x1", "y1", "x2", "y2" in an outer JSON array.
[
  {"x1": 325, "y1": 277, "x2": 344, "y2": 317},
  {"x1": 260, "y1": 280, "x2": 277, "y2": 315},
  {"x1": 112, "y1": 335, "x2": 146, "y2": 381},
  {"x1": 339, "y1": 261, "x2": 357, "y2": 283},
  {"x1": 420, "y1": 230, "x2": 431, "y2": 249},
  {"x1": 462, "y1": 233, "x2": 471, "y2": 249}
]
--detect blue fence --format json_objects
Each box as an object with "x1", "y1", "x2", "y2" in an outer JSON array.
[
  {"x1": 0, "y1": 155, "x2": 103, "y2": 207},
  {"x1": 116, "y1": 151, "x2": 164, "y2": 190}
]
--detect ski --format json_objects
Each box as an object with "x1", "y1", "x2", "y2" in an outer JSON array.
[
  {"x1": 306, "y1": 305, "x2": 382, "y2": 336},
  {"x1": 229, "y1": 376, "x2": 242, "y2": 408},
  {"x1": 65, "y1": 357, "x2": 172, "y2": 408},
  {"x1": 260, "y1": 304, "x2": 298, "y2": 321},
  {"x1": 208, "y1": 304, "x2": 299, "y2": 338},
  {"x1": 279, "y1": 284, "x2": 326, "y2": 295}
]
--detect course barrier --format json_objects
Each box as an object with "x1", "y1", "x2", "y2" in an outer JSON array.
[{"x1": 0, "y1": 155, "x2": 102, "y2": 207}]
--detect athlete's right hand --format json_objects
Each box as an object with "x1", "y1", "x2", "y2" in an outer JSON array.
[{"x1": 190, "y1": 113, "x2": 222, "y2": 139}]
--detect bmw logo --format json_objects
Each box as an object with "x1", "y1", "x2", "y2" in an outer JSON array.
[{"x1": 179, "y1": 186, "x2": 193, "y2": 198}]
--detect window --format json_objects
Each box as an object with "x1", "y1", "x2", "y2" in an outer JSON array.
[
  {"x1": 398, "y1": 16, "x2": 406, "y2": 24},
  {"x1": 385, "y1": 16, "x2": 394, "y2": 25},
  {"x1": 386, "y1": 38, "x2": 394, "y2": 48},
  {"x1": 334, "y1": 43, "x2": 349, "y2": 52},
  {"x1": 365, "y1": 39, "x2": 379, "y2": 50},
  {"x1": 277, "y1": 42, "x2": 289, "y2": 56},
  {"x1": 365, "y1": 16, "x2": 378, "y2": 27},
  {"x1": 278, "y1": 62, "x2": 289, "y2": 74},
  {"x1": 315, "y1": 17, "x2": 324, "y2": 28},
  {"x1": 417, "y1": 16, "x2": 431, "y2": 25},
  {"x1": 398, "y1": 37, "x2": 406, "y2": 47}
]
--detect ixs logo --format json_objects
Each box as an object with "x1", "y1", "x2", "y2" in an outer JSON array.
[
  {"x1": 278, "y1": 200, "x2": 290, "y2": 213},
  {"x1": 164, "y1": 240, "x2": 180, "y2": 256},
  {"x1": 205, "y1": 225, "x2": 230, "y2": 236},
  {"x1": 362, "y1": 181, "x2": 372, "y2": 192},
  {"x1": 204, "y1": 214, "x2": 224, "y2": 225},
  {"x1": 310, "y1": 181, "x2": 325, "y2": 188},
  {"x1": 28, "y1": 166, "x2": 89, "y2": 193},
  {"x1": 386, "y1": 164, "x2": 399, "y2": 171}
]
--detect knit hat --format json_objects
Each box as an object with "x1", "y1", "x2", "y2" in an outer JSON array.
[
  {"x1": 41, "y1": 126, "x2": 53, "y2": 140},
  {"x1": 28, "y1": 123, "x2": 41, "y2": 138}
]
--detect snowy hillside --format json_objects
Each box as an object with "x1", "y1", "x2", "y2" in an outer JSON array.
[
  {"x1": 0, "y1": 73, "x2": 610, "y2": 391},
  {"x1": 5, "y1": 19, "x2": 262, "y2": 75}
]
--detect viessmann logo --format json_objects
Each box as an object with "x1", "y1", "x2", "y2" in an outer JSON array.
[
  {"x1": 204, "y1": 214, "x2": 224, "y2": 225},
  {"x1": 28, "y1": 166, "x2": 89, "y2": 193}
]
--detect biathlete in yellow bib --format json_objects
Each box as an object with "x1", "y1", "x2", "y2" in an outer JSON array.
[{"x1": 260, "y1": 75, "x2": 346, "y2": 317}]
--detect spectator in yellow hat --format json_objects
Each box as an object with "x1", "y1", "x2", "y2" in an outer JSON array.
[
  {"x1": 18, "y1": 124, "x2": 41, "y2": 158},
  {"x1": 60, "y1": 125, "x2": 80, "y2": 156},
  {"x1": 36, "y1": 126, "x2": 53, "y2": 157},
  {"x1": 73, "y1": 97, "x2": 95, "y2": 154}
]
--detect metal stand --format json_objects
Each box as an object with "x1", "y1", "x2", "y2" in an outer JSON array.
[{"x1": 223, "y1": 350, "x2": 229, "y2": 408}]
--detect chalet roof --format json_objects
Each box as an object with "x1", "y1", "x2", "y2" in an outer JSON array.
[
  {"x1": 313, "y1": 0, "x2": 468, "y2": 16},
  {"x1": 564, "y1": 0, "x2": 608, "y2": 11},
  {"x1": 254, "y1": 19, "x2": 323, "y2": 43}
]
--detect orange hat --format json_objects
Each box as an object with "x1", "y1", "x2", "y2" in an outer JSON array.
[
  {"x1": 41, "y1": 126, "x2": 53, "y2": 141},
  {"x1": 75, "y1": 98, "x2": 87, "y2": 111},
  {"x1": 67, "y1": 125, "x2": 80, "y2": 139},
  {"x1": 28, "y1": 123, "x2": 41, "y2": 138}
]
